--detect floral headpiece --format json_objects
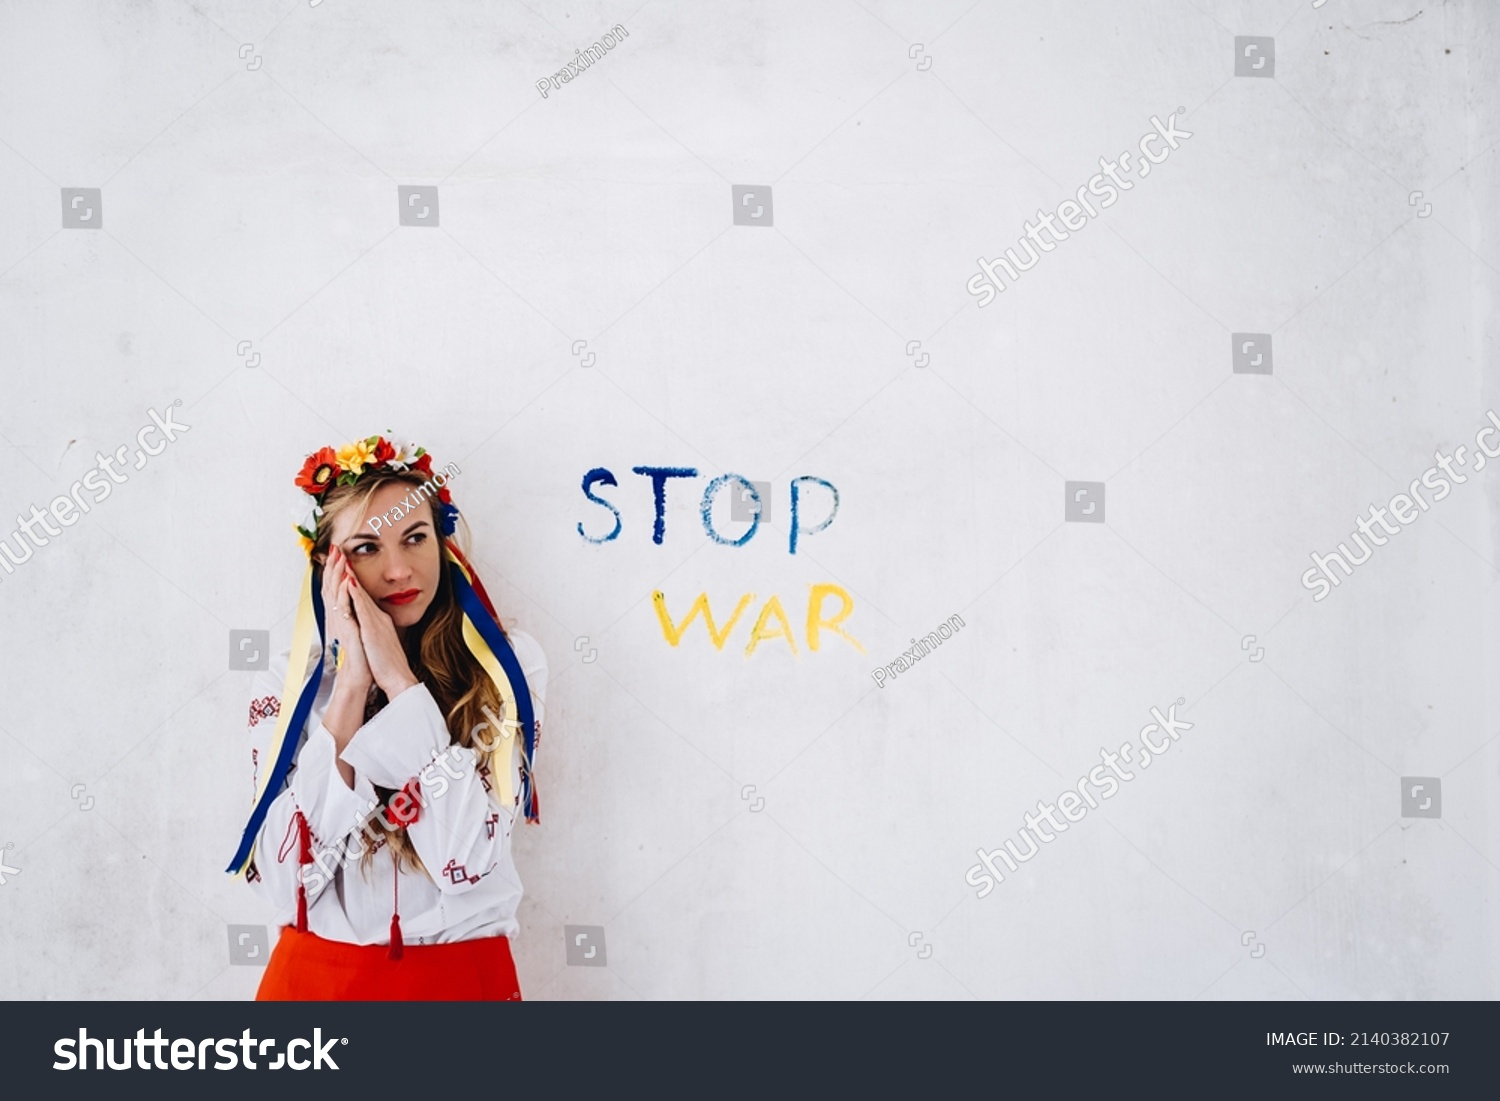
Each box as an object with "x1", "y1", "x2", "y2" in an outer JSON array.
[
  {"x1": 229, "y1": 433, "x2": 541, "y2": 889},
  {"x1": 292, "y1": 434, "x2": 458, "y2": 554}
]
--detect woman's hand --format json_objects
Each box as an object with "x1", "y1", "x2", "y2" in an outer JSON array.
[
  {"x1": 320, "y1": 547, "x2": 372, "y2": 696},
  {"x1": 346, "y1": 572, "x2": 418, "y2": 698}
]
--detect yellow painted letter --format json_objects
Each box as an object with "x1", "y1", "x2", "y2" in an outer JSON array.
[
  {"x1": 805, "y1": 582, "x2": 865, "y2": 654},
  {"x1": 653, "y1": 591, "x2": 755, "y2": 650},
  {"x1": 745, "y1": 594, "x2": 799, "y2": 656}
]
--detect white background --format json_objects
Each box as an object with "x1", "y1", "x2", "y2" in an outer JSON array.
[{"x1": 1, "y1": 0, "x2": 1497, "y2": 1000}]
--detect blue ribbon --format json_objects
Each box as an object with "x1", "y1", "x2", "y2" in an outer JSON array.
[
  {"x1": 224, "y1": 571, "x2": 327, "y2": 874},
  {"x1": 450, "y1": 563, "x2": 538, "y2": 819}
]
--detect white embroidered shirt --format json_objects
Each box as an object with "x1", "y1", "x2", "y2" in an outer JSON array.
[{"x1": 242, "y1": 629, "x2": 547, "y2": 945}]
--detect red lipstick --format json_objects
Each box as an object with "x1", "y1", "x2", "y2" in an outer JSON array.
[{"x1": 382, "y1": 589, "x2": 421, "y2": 606}]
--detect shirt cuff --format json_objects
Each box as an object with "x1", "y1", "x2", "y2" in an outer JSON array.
[
  {"x1": 292, "y1": 725, "x2": 379, "y2": 844},
  {"x1": 338, "y1": 682, "x2": 450, "y2": 790}
]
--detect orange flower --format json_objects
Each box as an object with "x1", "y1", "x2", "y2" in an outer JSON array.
[{"x1": 295, "y1": 447, "x2": 340, "y2": 495}]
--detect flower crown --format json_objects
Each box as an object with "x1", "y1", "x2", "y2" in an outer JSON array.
[{"x1": 292, "y1": 435, "x2": 458, "y2": 554}]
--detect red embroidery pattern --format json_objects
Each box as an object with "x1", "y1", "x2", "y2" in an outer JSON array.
[
  {"x1": 476, "y1": 761, "x2": 492, "y2": 795},
  {"x1": 442, "y1": 859, "x2": 481, "y2": 886},
  {"x1": 248, "y1": 696, "x2": 281, "y2": 728},
  {"x1": 276, "y1": 806, "x2": 323, "y2": 863},
  {"x1": 276, "y1": 813, "x2": 299, "y2": 864},
  {"x1": 484, "y1": 811, "x2": 499, "y2": 840}
]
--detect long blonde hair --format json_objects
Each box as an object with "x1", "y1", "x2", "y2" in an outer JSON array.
[{"x1": 311, "y1": 469, "x2": 507, "y2": 877}]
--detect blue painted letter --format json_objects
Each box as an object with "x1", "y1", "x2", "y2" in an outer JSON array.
[
  {"x1": 577, "y1": 467, "x2": 622, "y2": 543},
  {"x1": 632, "y1": 465, "x2": 698, "y2": 545},
  {"x1": 789, "y1": 476, "x2": 839, "y2": 554},
  {"x1": 700, "y1": 473, "x2": 761, "y2": 546}
]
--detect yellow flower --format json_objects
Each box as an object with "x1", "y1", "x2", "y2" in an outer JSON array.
[
  {"x1": 336, "y1": 438, "x2": 377, "y2": 475},
  {"x1": 294, "y1": 525, "x2": 315, "y2": 556}
]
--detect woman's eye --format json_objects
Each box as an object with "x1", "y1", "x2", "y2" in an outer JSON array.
[
  {"x1": 406, "y1": 532, "x2": 427, "y2": 545},
  {"x1": 350, "y1": 543, "x2": 376, "y2": 556}
]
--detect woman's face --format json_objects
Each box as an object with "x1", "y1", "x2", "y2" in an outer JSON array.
[{"x1": 326, "y1": 480, "x2": 443, "y2": 630}]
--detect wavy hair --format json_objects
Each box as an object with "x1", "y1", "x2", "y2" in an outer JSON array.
[{"x1": 309, "y1": 469, "x2": 508, "y2": 877}]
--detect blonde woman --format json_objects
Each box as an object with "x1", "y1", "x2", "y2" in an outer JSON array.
[{"x1": 228, "y1": 436, "x2": 547, "y2": 1000}]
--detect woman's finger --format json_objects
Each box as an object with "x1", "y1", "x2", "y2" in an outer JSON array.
[
  {"x1": 351, "y1": 575, "x2": 391, "y2": 627},
  {"x1": 341, "y1": 577, "x2": 360, "y2": 624},
  {"x1": 322, "y1": 550, "x2": 343, "y2": 601},
  {"x1": 346, "y1": 576, "x2": 372, "y2": 624}
]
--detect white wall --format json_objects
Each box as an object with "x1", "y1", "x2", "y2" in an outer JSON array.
[{"x1": 1, "y1": 0, "x2": 1497, "y2": 1000}]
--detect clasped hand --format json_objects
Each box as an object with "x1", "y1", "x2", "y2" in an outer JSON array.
[{"x1": 320, "y1": 546, "x2": 418, "y2": 699}]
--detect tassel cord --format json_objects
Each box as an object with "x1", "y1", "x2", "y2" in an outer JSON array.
[{"x1": 388, "y1": 861, "x2": 404, "y2": 961}]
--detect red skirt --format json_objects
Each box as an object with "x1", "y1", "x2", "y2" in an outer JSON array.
[{"x1": 256, "y1": 925, "x2": 523, "y2": 1001}]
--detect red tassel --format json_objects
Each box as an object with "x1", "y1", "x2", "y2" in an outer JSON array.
[
  {"x1": 388, "y1": 864, "x2": 404, "y2": 960},
  {"x1": 388, "y1": 913, "x2": 404, "y2": 960},
  {"x1": 294, "y1": 810, "x2": 312, "y2": 933},
  {"x1": 296, "y1": 811, "x2": 312, "y2": 865}
]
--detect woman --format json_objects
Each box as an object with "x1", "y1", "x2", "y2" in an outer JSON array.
[{"x1": 226, "y1": 435, "x2": 547, "y2": 1000}]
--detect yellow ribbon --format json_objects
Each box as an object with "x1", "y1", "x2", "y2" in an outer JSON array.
[
  {"x1": 232, "y1": 561, "x2": 320, "y2": 879},
  {"x1": 450, "y1": 547, "x2": 523, "y2": 811}
]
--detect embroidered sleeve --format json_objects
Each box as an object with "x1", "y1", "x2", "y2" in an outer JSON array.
[
  {"x1": 242, "y1": 646, "x2": 378, "y2": 924},
  {"x1": 335, "y1": 630, "x2": 549, "y2": 895}
]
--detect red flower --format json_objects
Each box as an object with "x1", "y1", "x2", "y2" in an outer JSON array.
[
  {"x1": 371, "y1": 437, "x2": 395, "y2": 467},
  {"x1": 409, "y1": 451, "x2": 450, "y2": 502},
  {"x1": 295, "y1": 447, "x2": 340, "y2": 495},
  {"x1": 383, "y1": 779, "x2": 422, "y2": 826}
]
